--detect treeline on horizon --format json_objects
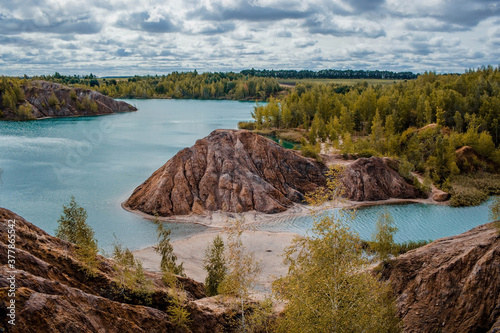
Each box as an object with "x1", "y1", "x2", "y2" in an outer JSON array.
[
  {"x1": 244, "y1": 66, "x2": 500, "y2": 207},
  {"x1": 240, "y1": 68, "x2": 418, "y2": 80}
]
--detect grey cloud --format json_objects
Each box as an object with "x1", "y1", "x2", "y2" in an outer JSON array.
[
  {"x1": 304, "y1": 16, "x2": 386, "y2": 38},
  {"x1": 276, "y1": 30, "x2": 292, "y2": 38},
  {"x1": 345, "y1": 0, "x2": 386, "y2": 13},
  {"x1": 349, "y1": 49, "x2": 376, "y2": 58},
  {"x1": 116, "y1": 12, "x2": 179, "y2": 33},
  {"x1": 0, "y1": 14, "x2": 102, "y2": 35},
  {"x1": 390, "y1": 0, "x2": 499, "y2": 29},
  {"x1": 195, "y1": 23, "x2": 236, "y2": 35},
  {"x1": 404, "y1": 18, "x2": 469, "y2": 32},
  {"x1": 191, "y1": 1, "x2": 312, "y2": 22},
  {"x1": 115, "y1": 48, "x2": 134, "y2": 57},
  {"x1": 295, "y1": 40, "x2": 317, "y2": 48}
]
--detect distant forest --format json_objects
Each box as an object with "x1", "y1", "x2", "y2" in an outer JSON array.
[{"x1": 240, "y1": 68, "x2": 418, "y2": 80}]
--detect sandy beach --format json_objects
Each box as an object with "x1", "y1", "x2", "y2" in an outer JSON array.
[{"x1": 134, "y1": 229, "x2": 298, "y2": 290}]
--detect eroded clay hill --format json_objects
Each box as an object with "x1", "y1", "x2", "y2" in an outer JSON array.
[
  {"x1": 380, "y1": 222, "x2": 500, "y2": 332},
  {"x1": 125, "y1": 129, "x2": 327, "y2": 216},
  {"x1": 341, "y1": 157, "x2": 425, "y2": 201}
]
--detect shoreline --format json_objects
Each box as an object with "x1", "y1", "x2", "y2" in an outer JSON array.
[{"x1": 122, "y1": 195, "x2": 445, "y2": 229}]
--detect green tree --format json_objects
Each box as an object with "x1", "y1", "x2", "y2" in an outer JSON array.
[
  {"x1": 203, "y1": 234, "x2": 227, "y2": 296},
  {"x1": 112, "y1": 238, "x2": 153, "y2": 303},
  {"x1": 490, "y1": 197, "x2": 500, "y2": 221},
  {"x1": 219, "y1": 218, "x2": 261, "y2": 331},
  {"x1": 153, "y1": 215, "x2": 184, "y2": 276},
  {"x1": 56, "y1": 196, "x2": 99, "y2": 275},
  {"x1": 273, "y1": 167, "x2": 401, "y2": 332},
  {"x1": 371, "y1": 211, "x2": 398, "y2": 261}
]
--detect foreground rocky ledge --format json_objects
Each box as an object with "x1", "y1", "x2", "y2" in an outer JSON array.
[
  {"x1": 0, "y1": 208, "x2": 231, "y2": 333},
  {"x1": 125, "y1": 129, "x2": 425, "y2": 218},
  {"x1": 1, "y1": 81, "x2": 136, "y2": 120},
  {"x1": 380, "y1": 221, "x2": 500, "y2": 332}
]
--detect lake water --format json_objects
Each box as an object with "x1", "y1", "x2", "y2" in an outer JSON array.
[{"x1": 0, "y1": 99, "x2": 494, "y2": 252}]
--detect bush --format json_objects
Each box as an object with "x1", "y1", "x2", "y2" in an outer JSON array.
[
  {"x1": 55, "y1": 196, "x2": 99, "y2": 276},
  {"x1": 449, "y1": 173, "x2": 500, "y2": 207},
  {"x1": 300, "y1": 138, "x2": 321, "y2": 161},
  {"x1": 238, "y1": 121, "x2": 255, "y2": 130}
]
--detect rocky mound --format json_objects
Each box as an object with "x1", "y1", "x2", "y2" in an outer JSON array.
[
  {"x1": 0, "y1": 208, "x2": 229, "y2": 333},
  {"x1": 1, "y1": 81, "x2": 136, "y2": 120},
  {"x1": 341, "y1": 157, "x2": 425, "y2": 201},
  {"x1": 455, "y1": 145, "x2": 497, "y2": 173},
  {"x1": 124, "y1": 129, "x2": 327, "y2": 216},
  {"x1": 380, "y1": 222, "x2": 500, "y2": 332}
]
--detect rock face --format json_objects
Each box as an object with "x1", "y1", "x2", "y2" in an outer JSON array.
[
  {"x1": 125, "y1": 129, "x2": 327, "y2": 216},
  {"x1": 380, "y1": 222, "x2": 500, "y2": 333},
  {"x1": 0, "y1": 208, "x2": 231, "y2": 333},
  {"x1": 1, "y1": 81, "x2": 136, "y2": 120},
  {"x1": 341, "y1": 157, "x2": 424, "y2": 201}
]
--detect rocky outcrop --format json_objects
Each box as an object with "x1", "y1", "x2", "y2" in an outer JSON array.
[
  {"x1": 125, "y1": 129, "x2": 327, "y2": 216},
  {"x1": 1, "y1": 81, "x2": 136, "y2": 120},
  {"x1": 432, "y1": 188, "x2": 450, "y2": 202},
  {"x1": 341, "y1": 157, "x2": 425, "y2": 201},
  {"x1": 0, "y1": 208, "x2": 232, "y2": 333},
  {"x1": 380, "y1": 222, "x2": 500, "y2": 333}
]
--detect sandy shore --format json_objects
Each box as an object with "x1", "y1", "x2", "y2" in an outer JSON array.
[{"x1": 134, "y1": 229, "x2": 298, "y2": 290}]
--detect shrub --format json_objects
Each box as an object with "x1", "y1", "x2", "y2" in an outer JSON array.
[
  {"x1": 449, "y1": 173, "x2": 500, "y2": 207},
  {"x1": 238, "y1": 121, "x2": 255, "y2": 130}
]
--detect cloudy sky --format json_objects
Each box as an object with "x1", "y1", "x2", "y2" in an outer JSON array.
[{"x1": 0, "y1": 0, "x2": 499, "y2": 76}]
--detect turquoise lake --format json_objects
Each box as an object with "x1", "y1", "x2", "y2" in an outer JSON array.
[{"x1": 0, "y1": 99, "x2": 494, "y2": 252}]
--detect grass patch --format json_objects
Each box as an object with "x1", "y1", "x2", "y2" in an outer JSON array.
[{"x1": 448, "y1": 173, "x2": 500, "y2": 207}]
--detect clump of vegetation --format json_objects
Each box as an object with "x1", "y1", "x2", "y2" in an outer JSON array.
[
  {"x1": 152, "y1": 215, "x2": 191, "y2": 330},
  {"x1": 112, "y1": 238, "x2": 153, "y2": 304},
  {"x1": 16, "y1": 103, "x2": 34, "y2": 120},
  {"x1": 55, "y1": 196, "x2": 99, "y2": 276},
  {"x1": 371, "y1": 211, "x2": 398, "y2": 262},
  {"x1": 76, "y1": 95, "x2": 98, "y2": 113},
  {"x1": 238, "y1": 121, "x2": 256, "y2": 130},
  {"x1": 152, "y1": 215, "x2": 184, "y2": 276},
  {"x1": 273, "y1": 166, "x2": 401, "y2": 332},
  {"x1": 361, "y1": 239, "x2": 431, "y2": 256},
  {"x1": 299, "y1": 138, "x2": 321, "y2": 161},
  {"x1": 48, "y1": 92, "x2": 60, "y2": 110},
  {"x1": 203, "y1": 234, "x2": 227, "y2": 297},
  {"x1": 218, "y1": 218, "x2": 262, "y2": 331},
  {"x1": 490, "y1": 197, "x2": 500, "y2": 235},
  {"x1": 448, "y1": 173, "x2": 500, "y2": 207}
]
